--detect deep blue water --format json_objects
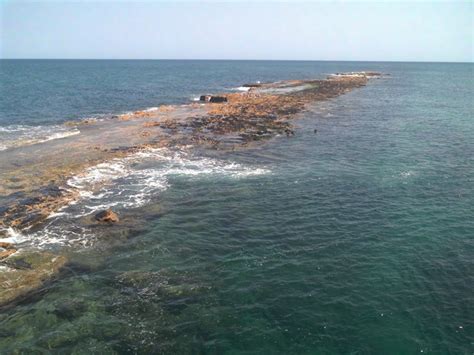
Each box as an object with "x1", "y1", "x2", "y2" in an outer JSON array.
[{"x1": 0, "y1": 60, "x2": 473, "y2": 353}]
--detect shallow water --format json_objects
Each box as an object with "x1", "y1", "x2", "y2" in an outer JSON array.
[{"x1": 0, "y1": 61, "x2": 473, "y2": 353}]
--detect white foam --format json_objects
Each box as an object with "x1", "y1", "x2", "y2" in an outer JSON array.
[
  {"x1": 1, "y1": 220, "x2": 95, "y2": 249},
  {"x1": 66, "y1": 147, "x2": 270, "y2": 216},
  {"x1": 328, "y1": 71, "x2": 380, "y2": 78},
  {"x1": 0, "y1": 227, "x2": 26, "y2": 244},
  {"x1": 400, "y1": 170, "x2": 415, "y2": 178},
  {"x1": 9, "y1": 148, "x2": 270, "y2": 249},
  {"x1": 0, "y1": 124, "x2": 80, "y2": 150},
  {"x1": 36, "y1": 129, "x2": 80, "y2": 143},
  {"x1": 235, "y1": 86, "x2": 251, "y2": 92},
  {"x1": 0, "y1": 125, "x2": 32, "y2": 133}
]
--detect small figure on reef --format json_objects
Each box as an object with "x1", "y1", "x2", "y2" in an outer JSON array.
[{"x1": 314, "y1": 129, "x2": 318, "y2": 134}]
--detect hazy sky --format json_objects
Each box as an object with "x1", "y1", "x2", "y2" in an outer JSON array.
[{"x1": 1, "y1": 0, "x2": 472, "y2": 62}]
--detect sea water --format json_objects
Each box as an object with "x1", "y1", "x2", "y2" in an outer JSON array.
[{"x1": 0, "y1": 60, "x2": 472, "y2": 353}]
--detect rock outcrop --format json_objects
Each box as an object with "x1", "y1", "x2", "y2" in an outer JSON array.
[
  {"x1": 95, "y1": 209, "x2": 119, "y2": 223},
  {"x1": 199, "y1": 95, "x2": 228, "y2": 103}
]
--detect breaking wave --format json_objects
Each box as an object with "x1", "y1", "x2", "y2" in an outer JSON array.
[
  {"x1": 66, "y1": 147, "x2": 270, "y2": 216},
  {"x1": 234, "y1": 86, "x2": 251, "y2": 92},
  {"x1": 2, "y1": 148, "x2": 270, "y2": 248},
  {"x1": 0, "y1": 124, "x2": 80, "y2": 151}
]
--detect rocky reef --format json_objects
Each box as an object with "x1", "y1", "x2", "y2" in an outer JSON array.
[{"x1": 0, "y1": 72, "x2": 383, "y2": 308}]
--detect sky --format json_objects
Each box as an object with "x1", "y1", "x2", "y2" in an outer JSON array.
[{"x1": 0, "y1": 0, "x2": 472, "y2": 62}]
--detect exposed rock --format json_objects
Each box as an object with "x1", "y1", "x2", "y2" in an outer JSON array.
[
  {"x1": 0, "y1": 242, "x2": 14, "y2": 249},
  {"x1": 95, "y1": 209, "x2": 119, "y2": 223},
  {"x1": 243, "y1": 83, "x2": 262, "y2": 88},
  {"x1": 0, "y1": 251, "x2": 68, "y2": 307},
  {"x1": 0, "y1": 186, "x2": 78, "y2": 230},
  {"x1": 0, "y1": 73, "x2": 378, "y2": 258},
  {"x1": 0, "y1": 249, "x2": 17, "y2": 260},
  {"x1": 209, "y1": 96, "x2": 227, "y2": 103},
  {"x1": 199, "y1": 95, "x2": 228, "y2": 103}
]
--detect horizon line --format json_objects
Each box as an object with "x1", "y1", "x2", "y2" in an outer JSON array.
[{"x1": 1, "y1": 58, "x2": 472, "y2": 64}]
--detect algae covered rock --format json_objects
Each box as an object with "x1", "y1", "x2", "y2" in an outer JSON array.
[{"x1": 0, "y1": 250, "x2": 67, "y2": 307}]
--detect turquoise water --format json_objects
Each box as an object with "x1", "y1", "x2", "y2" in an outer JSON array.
[{"x1": 0, "y1": 61, "x2": 473, "y2": 353}]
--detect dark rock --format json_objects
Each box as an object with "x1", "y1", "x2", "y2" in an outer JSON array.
[
  {"x1": 199, "y1": 95, "x2": 228, "y2": 103},
  {"x1": 53, "y1": 299, "x2": 86, "y2": 320},
  {"x1": 314, "y1": 129, "x2": 318, "y2": 134},
  {"x1": 3, "y1": 257, "x2": 32, "y2": 270},
  {"x1": 208, "y1": 96, "x2": 227, "y2": 103},
  {"x1": 95, "y1": 209, "x2": 119, "y2": 223}
]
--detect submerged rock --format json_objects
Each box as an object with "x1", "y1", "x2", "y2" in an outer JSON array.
[
  {"x1": 95, "y1": 209, "x2": 119, "y2": 223},
  {"x1": 0, "y1": 251, "x2": 67, "y2": 307},
  {"x1": 53, "y1": 298, "x2": 86, "y2": 320},
  {"x1": 116, "y1": 270, "x2": 209, "y2": 300}
]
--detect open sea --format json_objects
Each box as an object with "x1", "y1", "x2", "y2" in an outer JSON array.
[{"x1": 0, "y1": 60, "x2": 473, "y2": 353}]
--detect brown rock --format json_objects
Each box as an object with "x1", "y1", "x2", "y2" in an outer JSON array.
[
  {"x1": 0, "y1": 242, "x2": 14, "y2": 249},
  {"x1": 0, "y1": 249, "x2": 17, "y2": 260},
  {"x1": 95, "y1": 209, "x2": 119, "y2": 223}
]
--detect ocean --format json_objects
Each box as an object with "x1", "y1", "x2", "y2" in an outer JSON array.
[{"x1": 0, "y1": 60, "x2": 472, "y2": 353}]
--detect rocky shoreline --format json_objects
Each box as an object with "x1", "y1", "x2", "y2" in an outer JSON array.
[{"x1": 0, "y1": 72, "x2": 383, "y2": 307}]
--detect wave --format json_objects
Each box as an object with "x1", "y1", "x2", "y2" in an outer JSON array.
[
  {"x1": 234, "y1": 86, "x2": 251, "y2": 92},
  {"x1": 0, "y1": 124, "x2": 80, "y2": 151},
  {"x1": 66, "y1": 147, "x2": 270, "y2": 216},
  {"x1": 2, "y1": 148, "x2": 270, "y2": 248},
  {"x1": 0, "y1": 227, "x2": 23, "y2": 244}
]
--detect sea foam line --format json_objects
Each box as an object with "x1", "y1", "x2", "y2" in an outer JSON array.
[
  {"x1": 3, "y1": 148, "x2": 270, "y2": 249},
  {"x1": 0, "y1": 124, "x2": 80, "y2": 150}
]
